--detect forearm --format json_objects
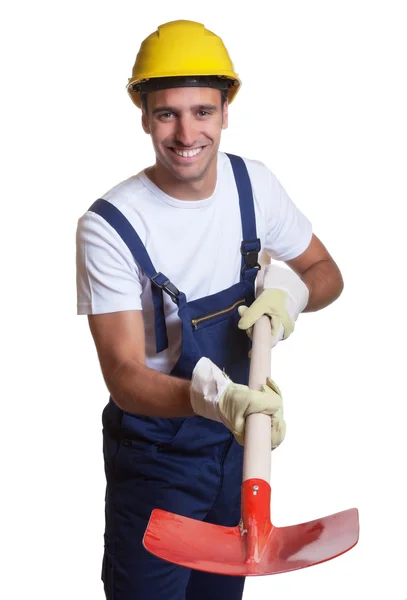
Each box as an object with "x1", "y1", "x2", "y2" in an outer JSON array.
[
  {"x1": 301, "y1": 259, "x2": 344, "y2": 312},
  {"x1": 104, "y1": 359, "x2": 194, "y2": 417}
]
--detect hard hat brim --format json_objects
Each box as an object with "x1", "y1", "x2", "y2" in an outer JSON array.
[{"x1": 127, "y1": 75, "x2": 241, "y2": 108}]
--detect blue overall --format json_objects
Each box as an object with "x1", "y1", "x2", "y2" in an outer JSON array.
[{"x1": 89, "y1": 154, "x2": 261, "y2": 600}]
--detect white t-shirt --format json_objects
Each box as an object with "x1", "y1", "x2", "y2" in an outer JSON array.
[{"x1": 76, "y1": 152, "x2": 312, "y2": 373}]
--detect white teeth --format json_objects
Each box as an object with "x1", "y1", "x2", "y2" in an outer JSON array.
[{"x1": 173, "y1": 147, "x2": 203, "y2": 158}]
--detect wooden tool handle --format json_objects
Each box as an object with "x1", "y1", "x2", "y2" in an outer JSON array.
[
  {"x1": 242, "y1": 252, "x2": 274, "y2": 483},
  {"x1": 242, "y1": 316, "x2": 273, "y2": 483}
]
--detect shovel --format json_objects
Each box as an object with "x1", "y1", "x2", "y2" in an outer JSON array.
[{"x1": 143, "y1": 280, "x2": 359, "y2": 575}]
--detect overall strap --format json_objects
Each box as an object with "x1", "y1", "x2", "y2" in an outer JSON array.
[
  {"x1": 88, "y1": 199, "x2": 184, "y2": 353},
  {"x1": 225, "y1": 153, "x2": 261, "y2": 283}
]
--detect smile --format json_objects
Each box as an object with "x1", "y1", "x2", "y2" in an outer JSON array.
[{"x1": 170, "y1": 146, "x2": 204, "y2": 158}]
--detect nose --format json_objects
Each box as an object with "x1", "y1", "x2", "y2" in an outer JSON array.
[{"x1": 174, "y1": 115, "x2": 199, "y2": 147}]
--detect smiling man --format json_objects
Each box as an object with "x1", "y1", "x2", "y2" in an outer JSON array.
[
  {"x1": 142, "y1": 84, "x2": 229, "y2": 198},
  {"x1": 76, "y1": 19, "x2": 343, "y2": 600}
]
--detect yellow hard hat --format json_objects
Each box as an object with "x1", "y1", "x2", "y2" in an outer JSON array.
[{"x1": 127, "y1": 20, "x2": 241, "y2": 108}]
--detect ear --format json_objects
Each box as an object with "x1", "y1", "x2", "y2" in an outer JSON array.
[
  {"x1": 141, "y1": 110, "x2": 150, "y2": 134},
  {"x1": 222, "y1": 101, "x2": 229, "y2": 130}
]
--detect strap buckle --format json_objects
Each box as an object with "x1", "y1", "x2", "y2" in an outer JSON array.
[
  {"x1": 151, "y1": 273, "x2": 180, "y2": 304},
  {"x1": 241, "y1": 238, "x2": 261, "y2": 271}
]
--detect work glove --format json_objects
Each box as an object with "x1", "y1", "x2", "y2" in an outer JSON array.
[
  {"x1": 190, "y1": 357, "x2": 285, "y2": 448},
  {"x1": 238, "y1": 263, "x2": 309, "y2": 348}
]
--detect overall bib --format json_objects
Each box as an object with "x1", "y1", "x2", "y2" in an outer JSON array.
[{"x1": 89, "y1": 154, "x2": 261, "y2": 600}]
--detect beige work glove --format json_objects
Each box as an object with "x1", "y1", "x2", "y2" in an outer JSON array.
[
  {"x1": 238, "y1": 263, "x2": 309, "y2": 348},
  {"x1": 190, "y1": 357, "x2": 286, "y2": 448}
]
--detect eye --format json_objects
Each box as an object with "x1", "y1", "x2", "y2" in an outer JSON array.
[
  {"x1": 197, "y1": 110, "x2": 210, "y2": 117},
  {"x1": 158, "y1": 112, "x2": 175, "y2": 120}
]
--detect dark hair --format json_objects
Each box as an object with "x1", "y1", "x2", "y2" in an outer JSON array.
[{"x1": 139, "y1": 77, "x2": 233, "y2": 113}]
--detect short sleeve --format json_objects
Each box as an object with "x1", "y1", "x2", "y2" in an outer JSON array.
[
  {"x1": 264, "y1": 169, "x2": 313, "y2": 261},
  {"x1": 76, "y1": 211, "x2": 143, "y2": 315}
]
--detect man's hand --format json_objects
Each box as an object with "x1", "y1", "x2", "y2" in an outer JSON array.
[
  {"x1": 190, "y1": 357, "x2": 285, "y2": 448},
  {"x1": 238, "y1": 263, "x2": 309, "y2": 348}
]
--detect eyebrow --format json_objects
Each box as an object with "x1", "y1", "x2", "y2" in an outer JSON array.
[{"x1": 151, "y1": 104, "x2": 218, "y2": 115}]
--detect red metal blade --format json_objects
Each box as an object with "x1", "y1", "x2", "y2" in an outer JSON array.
[
  {"x1": 143, "y1": 507, "x2": 359, "y2": 576},
  {"x1": 143, "y1": 480, "x2": 359, "y2": 576}
]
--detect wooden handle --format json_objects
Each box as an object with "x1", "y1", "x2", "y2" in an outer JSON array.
[
  {"x1": 242, "y1": 317, "x2": 273, "y2": 483},
  {"x1": 242, "y1": 252, "x2": 273, "y2": 483}
]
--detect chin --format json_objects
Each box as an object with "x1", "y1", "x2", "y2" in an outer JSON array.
[{"x1": 172, "y1": 169, "x2": 207, "y2": 183}]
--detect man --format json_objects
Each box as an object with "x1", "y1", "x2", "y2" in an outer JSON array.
[{"x1": 76, "y1": 19, "x2": 343, "y2": 600}]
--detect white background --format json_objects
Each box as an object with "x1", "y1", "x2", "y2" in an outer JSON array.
[{"x1": 2, "y1": 1, "x2": 406, "y2": 598}]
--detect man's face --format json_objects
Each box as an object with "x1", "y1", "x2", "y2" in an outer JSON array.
[{"x1": 142, "y1": 86, "x2": 228, "y2": 183}]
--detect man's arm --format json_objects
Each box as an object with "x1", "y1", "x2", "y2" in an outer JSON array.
[
  {"x1": 88, "y1": 310, "x2": 194, "y2": 417},
  {"x1": 286, "y1": 233, "x2": 344, "y2": 312},
  {"x1": 89, "y1": 310, "x2": 286, "y2": 447}
]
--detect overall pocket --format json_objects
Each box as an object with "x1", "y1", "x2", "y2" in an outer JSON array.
[
  {"x1": 120, "y1": 414, "x2": 188, "y2": 448},
  {"x1": 191, "y1": 299, "x2": 252, "y2": 384},
  {"x1": 191, "y1": 297, "x2": 246, "y2": 330}
]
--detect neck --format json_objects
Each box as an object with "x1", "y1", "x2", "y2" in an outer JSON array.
[{"x1": 146, "y1": 157, "x2": 217, "y2": 200}]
